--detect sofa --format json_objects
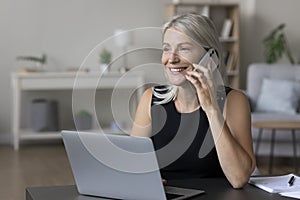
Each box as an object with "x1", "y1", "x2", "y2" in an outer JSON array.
[{"x1": 246, "y1": 63, "x2": 300, "y2": 156}]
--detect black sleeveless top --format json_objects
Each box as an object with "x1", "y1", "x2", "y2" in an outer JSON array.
[{"x1": 151, "y1": 85, "x2": 232, "y2": 180}]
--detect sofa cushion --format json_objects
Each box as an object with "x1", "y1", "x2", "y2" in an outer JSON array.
[
  {"x1": 256, "y1": 79, "x2": 299, "y2": 114},
  {"x1": 251, "y1": 112, "x2": 300, "y2": 122},
  {"x1": 246, "y1": 63, "x2": 300, "y2": 109}
]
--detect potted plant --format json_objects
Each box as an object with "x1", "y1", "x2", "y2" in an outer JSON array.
[
  {"x1": 263, "y1": 23, "x2": 296, "y2": 64},
  {"x1": 75, "y1": 110, "x2": 92, "y2": 130},
  {"x1": 99, "y1": 48, "x2": 112, "y2": 73},
  {"x1": 16, "y1": 54, "x2": 47, "y2": 71}
]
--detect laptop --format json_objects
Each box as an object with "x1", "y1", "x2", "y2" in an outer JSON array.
[{"x1": 61, "y1": 130, "x2": 205, "y2": 200}]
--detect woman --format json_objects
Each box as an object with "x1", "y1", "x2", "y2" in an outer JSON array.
[{"x1": 130, "y1": 14, "x2": 255, "y2": 188}]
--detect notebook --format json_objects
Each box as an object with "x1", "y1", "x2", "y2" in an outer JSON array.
[
  {"x1": 61, "y1": 130, "x2": 205, "y2": 200},
  {"x1": 249, "y1": 173, "x2": 300, "y2": 198}
]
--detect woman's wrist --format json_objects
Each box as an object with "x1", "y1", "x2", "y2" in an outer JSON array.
[{"x1": 205, "y1": 106, "x2": 222, "y2": 121}]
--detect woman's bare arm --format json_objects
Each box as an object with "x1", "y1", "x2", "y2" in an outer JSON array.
[
  {"x1": 130, "y1": 88, "x2": 153, "y2": 137},
  {"x1": 208, "y1": 90, "x2": 256, "y2": 188}
]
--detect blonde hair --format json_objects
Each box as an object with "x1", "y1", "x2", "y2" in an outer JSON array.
[
  {"x1": 163, "y1": 13, "x2": 223, "y2": 69},
  {"x1": 153, "y1": 14, "x2": 227, "y2": 105}
]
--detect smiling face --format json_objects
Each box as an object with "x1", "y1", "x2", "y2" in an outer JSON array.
[{"x1": 162, "y1": 28, "x2": 205, "y2": 86}]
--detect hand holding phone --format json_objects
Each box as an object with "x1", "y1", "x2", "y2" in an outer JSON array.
[{"x1": 198, "y1": 48, "x2": 218, "y2": 71}]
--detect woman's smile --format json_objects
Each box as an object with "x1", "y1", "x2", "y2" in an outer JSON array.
[
  {"x1": 168, "y1": 64, "x2": 194, "y2": 75},
  {"x1": 169, "y1": 66, "x2": 188, "y2": 72},
  {"x1": 165, "y1": 64, "x2": 194, "y2": 85}
]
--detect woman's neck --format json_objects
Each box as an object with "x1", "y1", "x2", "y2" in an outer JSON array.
[{"x1": 175, "y1": 84, "x2": 200, "y2": 113}]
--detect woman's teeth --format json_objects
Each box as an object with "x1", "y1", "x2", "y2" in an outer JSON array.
[{"x1": 170, "y1": 67, "x2": 187, "y2": 72}]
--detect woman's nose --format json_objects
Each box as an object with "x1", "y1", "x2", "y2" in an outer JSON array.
[{"x1": 168, "y1": 51, "x2": 180, "y2": 63}]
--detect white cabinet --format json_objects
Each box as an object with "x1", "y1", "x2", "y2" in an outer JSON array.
[{"x1": 11, "y1": 72, "x2": 144, "y2": 150}]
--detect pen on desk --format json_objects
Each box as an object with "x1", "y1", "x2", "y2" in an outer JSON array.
[{"x1": 288, "y1": 176, "x2": 295, "y2": 186}]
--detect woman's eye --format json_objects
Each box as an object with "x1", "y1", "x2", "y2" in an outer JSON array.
[
  {"x1": 179, "y1": 47, "x2": 191, "y2": 52},
  {"x1": 162, "y1": 46, "x2": 169, "y2": 51},
  {"x1": 163, "y1": 47, "x2": 171, "y2": 53}
]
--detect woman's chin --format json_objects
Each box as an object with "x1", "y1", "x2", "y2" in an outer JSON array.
[
  {"x1": 165, "y1": 71, "x2": 189, "y2": 86},
  {"x1": 168, "y1": 76, "x2": 188, "y2": 86}
]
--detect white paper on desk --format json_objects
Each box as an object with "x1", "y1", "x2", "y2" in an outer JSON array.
[
  {"x1": 248, "y1": 173, "x2": 300, "y2": 193},
  {"x1": 280, "y1": 191, "x2": 300, "y2": 199}
]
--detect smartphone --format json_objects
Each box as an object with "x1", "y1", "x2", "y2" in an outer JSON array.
[{"x1": 198, "y1": 48, "x2": 218, "y2": 71}]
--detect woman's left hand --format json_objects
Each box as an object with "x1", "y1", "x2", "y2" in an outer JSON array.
[{"x1": 185, "y1": 61, "x2": 218, "y2": 115}]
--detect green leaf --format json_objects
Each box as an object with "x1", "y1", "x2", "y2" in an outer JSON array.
[{"x1": 99, "y1": 48, "x2": 112, "y2": 64}]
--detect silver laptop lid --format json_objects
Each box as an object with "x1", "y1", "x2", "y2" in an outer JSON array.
[{"x1": 61, "y1": 130, "x2": 166, "y2": 200}]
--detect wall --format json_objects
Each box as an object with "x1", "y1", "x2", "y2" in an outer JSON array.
[
  {"x1": 0, "y1": 0, "x2": 169, "y2": 143},
  {"x1": 240, "y1": 0, "x2": 300, "y2": 88},
  {"x1": 1, "y1": 0, "x2": 300, "y2": 143}
]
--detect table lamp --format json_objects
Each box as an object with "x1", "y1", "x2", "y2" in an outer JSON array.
[{"x1": 113, "y1": 29, "x2": 132, "y2": 73}]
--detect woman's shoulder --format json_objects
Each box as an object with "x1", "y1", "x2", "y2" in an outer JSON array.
[
  {"x1": 141, "y1": 87, "x2": 153, "y2": 100},
  {"x1": 216, "y1": 86, "x2": 248, "y2": 110},
  {"x1": 217, "y1": 86, "x2": 244, "y2": 97},
  {"x1": 225, "y1": 87, "x2": 249, "y2": 105},
  {"x1": 224, "y1": 87, "x2": 247, "y2": 98}
]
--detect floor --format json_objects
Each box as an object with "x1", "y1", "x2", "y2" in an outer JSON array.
[
  {"x1": 0, "y1": 143, "x2": 74, "y2": 200},
  {"x1": 0, "y1": 143, "x2": 299, "y2": 200}
]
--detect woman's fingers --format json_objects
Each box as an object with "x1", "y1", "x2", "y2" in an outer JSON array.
[
  {"x1": 192, "y1": 60, "x2": 213, "y2": 78},
  {"x1": 191, "y1": 60, "x2": 215, "y2": 85},
  {"x1": 192, "y1": 63, "x2": 209, "y2": 74},
  {"x1": 186, "y1": 70, "x2": 210, "y2": 89}
]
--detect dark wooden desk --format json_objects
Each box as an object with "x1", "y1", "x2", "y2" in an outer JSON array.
[{"x1": 26, "y1": 178, "x2": 290, "y2": 200}]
